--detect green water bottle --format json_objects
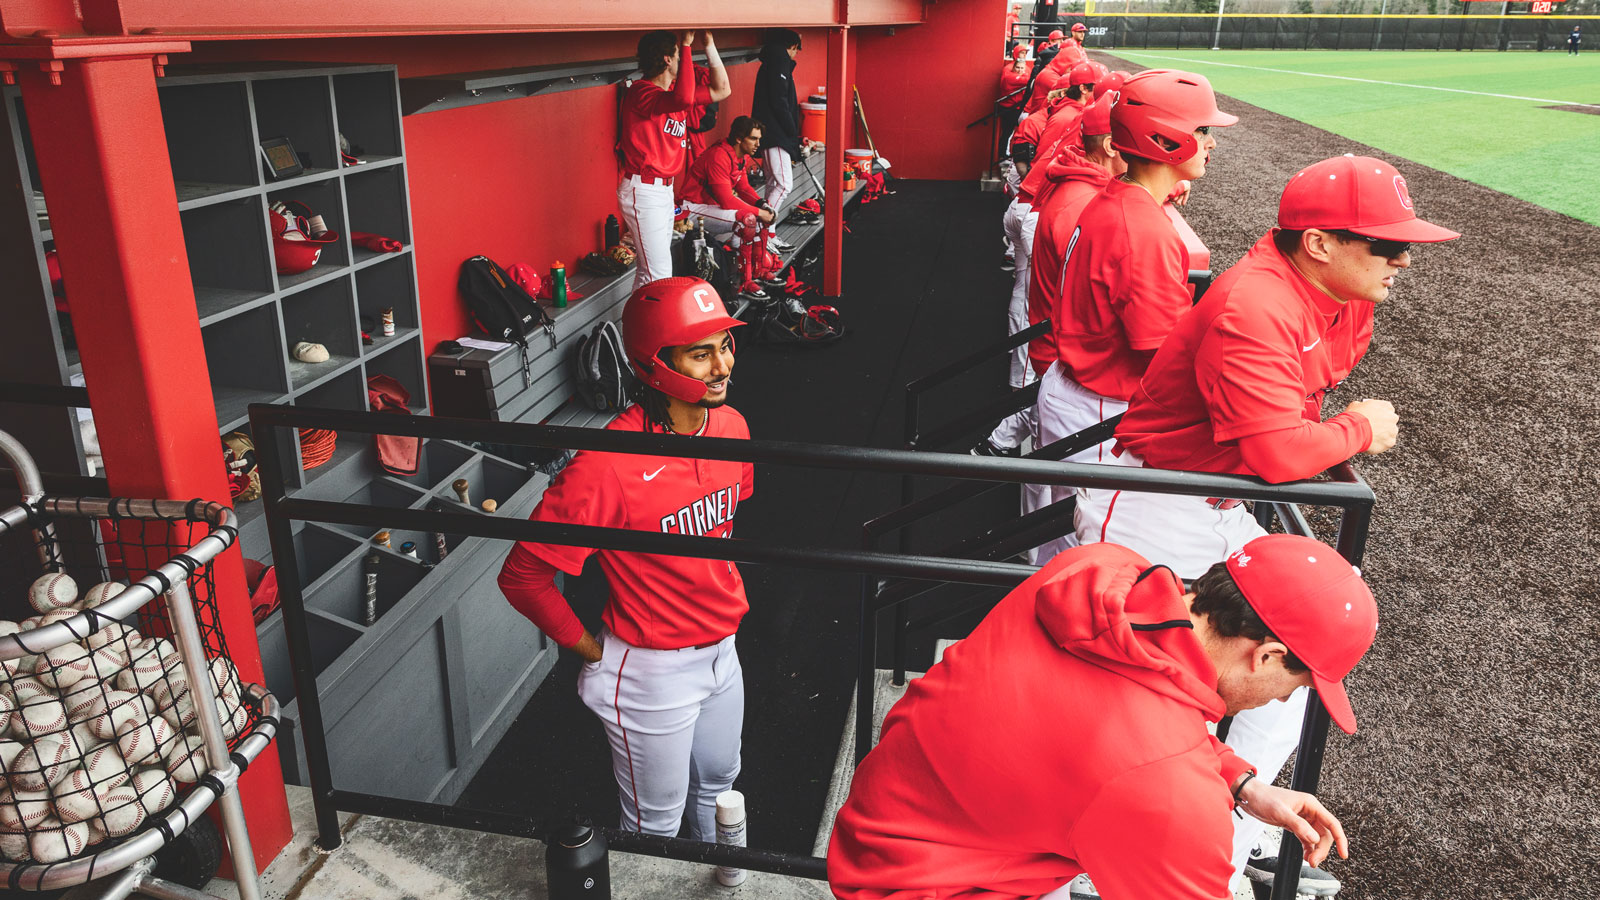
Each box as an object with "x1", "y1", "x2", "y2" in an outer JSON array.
[{"x1": 552, "y1": 260, "x2": 569, "y2": 308}]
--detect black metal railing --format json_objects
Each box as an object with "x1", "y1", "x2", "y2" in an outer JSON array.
[{"x1": 250, "y1": 401, "x2": 1371, "y2": 899}]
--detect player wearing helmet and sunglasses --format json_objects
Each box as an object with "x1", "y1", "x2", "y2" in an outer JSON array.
[{"x1": 498, "y1": 277, "x2": 754, "y2": 843}]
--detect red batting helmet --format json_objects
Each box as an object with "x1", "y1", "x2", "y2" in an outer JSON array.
[
  {"x1": 622, "y1": 277, "x2": 745, "y2": 404},
  {"x1": 1068, "y1": 61, "x2": 1108, "y2": 86},
  {"x1": 1110, "y1": 69, "x2": 1238, "y2": 165}
]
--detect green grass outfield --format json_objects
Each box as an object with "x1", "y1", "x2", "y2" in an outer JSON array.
[{"x1": 1101, "y1": 49, "x2": 1600, "y2": 225}]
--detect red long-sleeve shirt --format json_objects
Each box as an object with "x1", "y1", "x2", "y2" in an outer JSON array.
[
  {"x1": 677, "y1": 141, "x2": 764, "y2": 217},
  {"x1": 619, "y1": 49, "x2": 708, "y2": 180}
]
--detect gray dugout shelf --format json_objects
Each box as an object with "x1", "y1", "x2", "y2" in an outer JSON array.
[{"x1": 256, "y1": 440, "x2": 555, "y2": 803}]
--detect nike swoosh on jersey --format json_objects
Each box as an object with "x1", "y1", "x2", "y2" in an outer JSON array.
[
  {"x1": 1301, "y1": 338, "x2": 1321, "y2": 352},
  {"x1": 643, "y1": 465, "x2": 667, "y2": 481}
]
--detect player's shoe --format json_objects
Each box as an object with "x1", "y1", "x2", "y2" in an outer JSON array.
[
  {"x1": 1066, "y1": 874, "x2": 1099, "y2": 899},
  {"x1": 1244, "y1": 857, "x2": 1341, "y2": 897},
  {"x1": 739, "y1": 283, "x2": 771, "y2": 302},
  {"x1": 970, "y1": 438, "x2": 1021, "y2": 458},
  {"x1": 768, "y1": 236, "x2": 796, "y2": 253},
  {"x1": 1001, "y1": 254, "x2": 1015, "y2": 272}
]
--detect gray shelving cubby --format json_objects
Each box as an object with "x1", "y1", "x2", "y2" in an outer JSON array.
[
  {"x1": 159, "y1": 81, "x2": 259, "y2": 204},
  {"x1": 282, "y1": 276, "x2": 361, "y2": 390}
]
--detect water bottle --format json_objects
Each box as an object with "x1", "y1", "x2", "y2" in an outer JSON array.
[
  {"x1": 546, "y1": 819, "x2": 610, "y2": 899},
  {"x1": 715, "y1": 790, "x2": 747, "y2": 887}
]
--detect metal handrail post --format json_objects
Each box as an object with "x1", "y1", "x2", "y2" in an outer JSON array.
[
  {"x1": 894, "y1": 386, "x2": 920, "y2": 686},
  {"x1": 252, "y1": 419, "x2": 344, "y2": 852},
  {"x1": 856, "y1": 573, "x2": 878, "y2": 765}
]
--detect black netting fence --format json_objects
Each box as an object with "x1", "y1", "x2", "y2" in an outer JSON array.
[{"x1": 1078, "y1": 14, "x2": 1599, "y2": 50}]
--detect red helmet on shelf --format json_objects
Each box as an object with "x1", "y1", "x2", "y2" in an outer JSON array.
[
  {"x1": 622, "y1": 277, "x2": 745, "y2": 403},
  {"x1": 268, "y1": 200, "x2": 340, "y2": 276},
  {"x1": 1110, "y1": 69, "x2": 1238, "y2": 164}
]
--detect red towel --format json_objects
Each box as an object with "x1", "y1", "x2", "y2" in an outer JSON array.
[{"x1": 351, "y1": 231, "x2": 404, "y2": 253}]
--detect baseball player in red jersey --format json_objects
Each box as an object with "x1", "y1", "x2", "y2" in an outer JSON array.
[
  {"x1": 1078, "y1": 156, "x2": 1456, "y2": 891},
  {"x1": 1021, "y1": 40, "x2": 1078, "y2": 114},
  {"x1": 498, "y1": 277, "x2": 754, "y2": 842},
  {"x1": 618, "y1": 31, "x2": 732, "y2": 291},
  {"x1": 1033, "y1": 70, "x2": 1236, "y2": 534},
  {"x1": 678, "y1": 116, "x2": 775, "y2": 243},
  {"x1": 998, "y1": 45, "x2": 1034, "y2": 168},
  {"x1": 827, "y1": 536, "x2": 1374, "y2": 900}
]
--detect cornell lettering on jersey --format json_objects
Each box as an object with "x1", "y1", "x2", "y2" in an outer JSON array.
[
  {"x1": 661, "y1": 483, "x2": 742, "y2": 536},
  {"x1": 664, "y1": 117, "x2": 688, "y2": 138}
]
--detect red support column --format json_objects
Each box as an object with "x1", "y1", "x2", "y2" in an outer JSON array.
[
  {"x1": 823, "y1": 26, "x2": 850, "y2": 297},
  {"x1": 18, "y1": 55, "x2": 293, "y2": 871}
]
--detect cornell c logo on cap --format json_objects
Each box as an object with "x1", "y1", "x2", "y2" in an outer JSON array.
[{"x1": 1394, "y1": 175, "x2": 1414, "y2": 210}]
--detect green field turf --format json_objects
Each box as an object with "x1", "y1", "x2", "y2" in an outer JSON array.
[{"x1": 1102, "y1": 49, "x2": 1600, "y2": 225}]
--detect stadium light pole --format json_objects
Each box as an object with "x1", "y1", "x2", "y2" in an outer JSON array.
[{"x1": 1212, "y1": 0, "x2": 1227, "y2": 49}]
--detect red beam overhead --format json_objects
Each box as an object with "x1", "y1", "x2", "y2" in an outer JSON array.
[{"x1": 2, "y1": 0, "x2": 926, "y2": 41}]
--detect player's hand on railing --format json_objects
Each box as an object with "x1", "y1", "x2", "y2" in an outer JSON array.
[
  {"x1": 1346, "y1": 398, "x2": 1398, "y2": 454},
  {"x1": 681, "y1": 30, "x2": 695, "y2": 46},
  {"x1": 702, "y1": 31, "x2": 717, "y2": 51},
  {"x1": 1235, "y1": 778, "x2": 1350, "y2": 868}
]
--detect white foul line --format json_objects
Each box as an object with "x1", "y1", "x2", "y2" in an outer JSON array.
[{"x1": 1114, "y1": 52, "x2": 1600, "y2": 108}]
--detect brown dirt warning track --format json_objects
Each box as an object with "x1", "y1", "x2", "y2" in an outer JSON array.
[{"x1": 1094, "y1": 50, "x2": 1600, "y2": 900}]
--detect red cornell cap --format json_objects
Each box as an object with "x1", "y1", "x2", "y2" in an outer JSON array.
[
  {"x1": 1049, "y1": 29, "x2": 1064, "y2": 40},
  {"x1": 1279, "y1": 155, "x2": 1460, "y2": 243},
  {"x1": 1071, "y1": 22, "x2": 1088, "y2": 32},
  {"x1": 1012, "y1": 44, "x2": 1028, "y2": 59},
  {"x1": 1225, "y1": 534, "x2": 1378, "y2": 734}
]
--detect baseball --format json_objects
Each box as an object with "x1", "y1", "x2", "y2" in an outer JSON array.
[
  {"x1": 34, "y1": 643, "x2": 93, "y2": 690},
  {"x1": 39, "y1": 608, "x2": 79, "y2": 627},
  {"x1": 0, "y1": 830, "x2": 27, "y2": 861},
  {"x1": 0, "y1": 694, "x2": 11, "y2": 735},
  {"x1": 165, "y1": 733, "x2": 207, "y2": 784},
  {"x1": 84, "y1": 622, "x2": 131, "y2": 654},
  {"x1": 86, "y1": 645, "x2": 128, "y2": 683},
  {"x1": 0, "y1": 739, "x2": 23, "y2": 768},
  {"x1": 81, "y1": 743, "x2": 132, "y2": 791},
  {"x1": 0, "y1": 789, "x2": 54, "y2": 833},
  {"x1": 84, "y1": 817, "x2": 107, "y2": 847},
  {"x1": 29, "y1": 818, "x2": 88, "y2": 863},
  {"x1": 128, "y1": 769, "x2": 176, "y2": 816},
  {"x1": 80, "y1": 582, "x2": 127, "y2": 610},
  {"x1": 54, "y1": 767, "x2": 107, "y2": 824},
  {"x1": 115, "y1": 717, "x2": 175, "y2": 766},
  {"x1": 209, "y1": 657, "x2": 242, "y2": 699},
  {"x1": 11, "y1": 732, "x2": 87, "y2": 791},
  {"x1": 88, "y1": 691, "x2": 154, "y2": 740},
  {"x1": 153, "y1": 687, "x2": 196, "y2": 731},
  {"x1": 28, "y1": 573, "x2": 79, "y2": 614},
  {"x1": 5, "y1": 676, "x2": 55, "y2": 708},
  {"x1": 11, "y1": 698, "x2": 69, "y2": 742},
  {"x1": 95, "y1": 785, "x2": 143, "y2": 838}
]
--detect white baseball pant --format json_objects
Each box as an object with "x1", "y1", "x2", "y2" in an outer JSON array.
[
  {"x1": 1002, "y1": 200, "x2": 1038, "y2": 389},
  {"x1": 577, "y1": 629, "x2": 744, "y2": 842},
  {"x1": 1030, "y1": 364, "x2": 1128, "y2": 565},
  {"x1": 1071, "y1": 447, "x2": 1308, "y2": 886},
  {"x1": 617, "y1": 175, "x2": 677, "y2": 291},
  {"x1": 680, "y1": 201, "x2": 744, "y2": 245},
  {"x1": 981, "y1": 404, "x2": 1050, "y2": 562},
  {"x1": 763, "y1": 147, "x2": 793, "y2": 223}
]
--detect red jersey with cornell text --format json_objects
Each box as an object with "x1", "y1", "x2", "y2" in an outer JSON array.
[
  {"x1": 1051, "y1": 177, "x2": 1191, "y2": 400},
  {"x1": 620, "y1": 51, "x2": 711, "y2": 181},
  {"x1": 1115, "y1": 232, "x2": 1375, "y2": 479},
  {"x1": 1027, "y1": 147, "x2": 1111, "y2": 378},
  {"x1": 502, "y1": 404, "x2": 755, "y2": 650}
]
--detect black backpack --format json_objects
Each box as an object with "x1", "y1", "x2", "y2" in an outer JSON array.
[
  {"x1": 458, "y1": 255, "x2": 556, "y2": 387},
  {"x1": 574, "y1": 320, "x2": 632, "y2": 413}
]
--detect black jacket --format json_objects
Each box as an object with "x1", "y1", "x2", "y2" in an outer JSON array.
[{"x1": 752, "y1": 43, "x2": 802, "y2": 158}]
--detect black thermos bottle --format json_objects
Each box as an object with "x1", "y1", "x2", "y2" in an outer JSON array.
[
  {"x1": 546, "y1": 819, "x2": 610, "y2": 899},
  {"x1": 604, "y1": 214, "x2": 622, "y2": 250}
]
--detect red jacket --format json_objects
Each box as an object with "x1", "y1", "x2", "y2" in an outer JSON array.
[
  {"x1": 1027, "y1": 147, "x2": 1110, "y2": 377},
  {"x1": 677, "y1": 141, "x2": 765, "y2": 218},
  {"x1": 828, "y1": 543, "x2": 1253, "y2": 900}
]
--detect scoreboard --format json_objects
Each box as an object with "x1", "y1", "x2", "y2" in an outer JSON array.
[{"x1": 1531, "y1": 1, "x2": 1553, "y2": 13}]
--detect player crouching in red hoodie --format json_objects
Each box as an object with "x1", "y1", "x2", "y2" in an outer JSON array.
[{"x1": 827, "y1": 535, "x2": 1376, "y2": 900}]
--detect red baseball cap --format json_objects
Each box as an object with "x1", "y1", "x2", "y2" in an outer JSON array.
[
  {"x1": 1069, "y1": 60, "x2": 1108, "y2": 86},
  {"x1": 1279, "y1": 155, "x2": 1459, "y2": 243},
  {"x1": 1012, "y1": 44, "x2": 1028, "y2": 59},
  {"x1": 1048, "y1": 29, "x2": 1064, "y2": 40},
  {"x1": 1071, "y1": 22, "x2": 1088, "y2": 32},
  {"x1": 1081, "y1": 93, "x2": 1115, "y2": 135},
  {"x1": 1225, "y1": 534, "x2": 1378, "y2": 734}
]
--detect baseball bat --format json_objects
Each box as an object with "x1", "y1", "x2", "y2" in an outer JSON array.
[
  {"x1": 481, "y1": 499, "x2": 498, "y2": 514},
  {"x1": 362, "y1": 551, "x2": 380, "y2": 626},
  {"x1": 452, "y1": 478, "x2": 471, "y2": 506},
  {"x1": 429, "y1": 502, "x2": 450, "y2": 563}
]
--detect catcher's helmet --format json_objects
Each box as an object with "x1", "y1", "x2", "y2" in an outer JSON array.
[
  {"x1": 622, "y1": 277, "x2": 745, "y2": 404},
  {"x1": 1068, "y1": 61, "x2": 1108, "y2": 87},
  {"x1": 1110, "y1": 69, "x2": 1237, "y2": 165}
]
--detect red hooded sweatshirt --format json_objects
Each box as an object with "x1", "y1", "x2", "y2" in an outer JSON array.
[
  {"x1": 1026, "y1": 146, "x2": 1110, "y2": 378},
  {"x1": 827, "y1": 543, "x2": 1253, "y2": 900}
]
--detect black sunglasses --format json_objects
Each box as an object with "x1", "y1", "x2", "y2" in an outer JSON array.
[{"x1": 1334, "y1": 230, "x2": 1410, "y2": 259}]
